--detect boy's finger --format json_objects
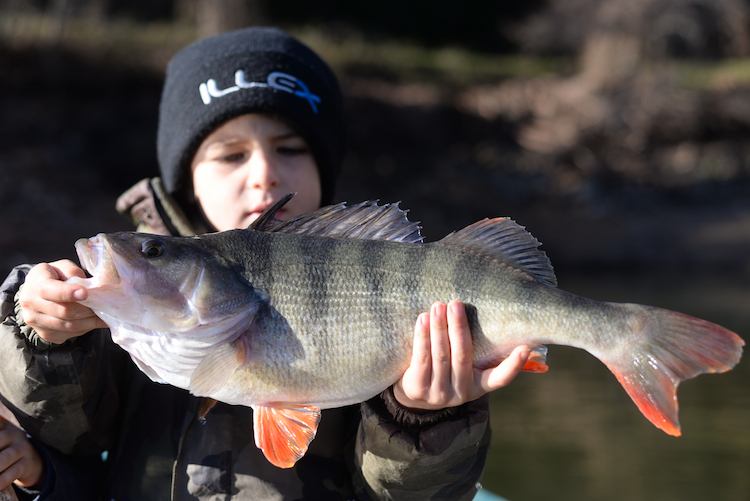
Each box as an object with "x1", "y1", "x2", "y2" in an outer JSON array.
[
  {"x1": 40, "y1": 300, "x2": 98, "y2": 322},
  {"x1": 25, "y1": 262, "x2": 88, "y2": 303},
  {"x1": 24, "y1": 313, "x2": 104, "y2": 341},
  {"x1": 447, "y1": 300, "x2": 473, "y2": 395},
  {"x1": 477, "y1": 345, "x2": 530, "y2": 393},
  {"x1": 407, "y1": 312, "x2": 432, "y2": 392},
  {"x1": 35, "y1": 280, "x2": 87, "y2": 304},
  {"x1": 49, "y1": 259, "x2": 88, "y2": 280},
  {"x1": 429, "y1": 302, "x2": 451, "y2": 392}
]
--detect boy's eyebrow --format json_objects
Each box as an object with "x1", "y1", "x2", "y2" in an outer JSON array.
[
  {"x1": 208, "y1": 132, "x2": 302, "y2": 147},
  {"x1": 202, "y1": 139, "x2": 244, "y2": 151},
  {"x1": 272, "y1": 131, "x2": 303, "y2": 140}
]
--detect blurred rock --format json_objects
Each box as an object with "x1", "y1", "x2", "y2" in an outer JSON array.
[{"x1": 513, "y1": 0, "x2": 750, "y2": 59}]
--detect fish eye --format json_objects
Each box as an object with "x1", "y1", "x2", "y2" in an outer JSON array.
[{"x1": 141, "y1": 240, "x2": 165, "y2": 258}]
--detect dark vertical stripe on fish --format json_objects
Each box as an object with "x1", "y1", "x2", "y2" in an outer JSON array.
[
  {"x1": 359, "y1": 240, "x2": 394, "y2": 341},
  {"x1": 299, "y1": 236, "x2": 333, "y2": 332},
  {"x1": 449, "y1": 245, "x2": 471, "y2": 299},
  {"x1": 249, "y1": 232, "x2": 276, "y2": 293},
  {"x1": 402, "y1": 242, "x2": 430, "y2": 310}
]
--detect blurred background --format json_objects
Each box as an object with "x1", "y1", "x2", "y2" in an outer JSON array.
[{"x1": 1, "y1": 1, "x2": 749, "y2": 500}]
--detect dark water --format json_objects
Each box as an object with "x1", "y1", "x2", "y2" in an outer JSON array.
[{"x1": 483, "y1": 270, "x2": 750, "y2": 501}]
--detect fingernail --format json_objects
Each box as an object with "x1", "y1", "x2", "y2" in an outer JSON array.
[{"x1": 73, "y1": 289, "x2": 86, "y2": 301}]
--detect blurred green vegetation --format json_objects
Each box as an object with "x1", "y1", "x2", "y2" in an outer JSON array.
[
  {"x1": 7, "y1": 10, "x2": 750, "y2": 91},
  {"x1": 675, "y1": 57, "x2": 750, "y2": 90},
  {"x1": 0, "y1": 11, "x2": 566, "y2": 83},
  {"x1": 291, "y1": 27, "x2": 568, "y2": 85}
]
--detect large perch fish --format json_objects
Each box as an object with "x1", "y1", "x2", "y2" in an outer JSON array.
[{"x1": 68, "y1": 195, "x2": 744, "y2": 468}]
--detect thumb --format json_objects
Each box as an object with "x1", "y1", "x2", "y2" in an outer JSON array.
[{"x1": 477, "y1": 345, "x2": 530, "y2": 393}]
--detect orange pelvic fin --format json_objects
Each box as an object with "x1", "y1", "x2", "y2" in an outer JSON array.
[
  {"x1": 197, "y1": 398, "x2": 218, "y2": 424},
  {"x1": 522, "y1": 345, "x2": 549, "y2": 373},
  {"x1": 604, "y1": 307, "x2": 744, "y2": 436},
  {"x1": 252, "y1": 403, "x2": 322, "y2": 468}
]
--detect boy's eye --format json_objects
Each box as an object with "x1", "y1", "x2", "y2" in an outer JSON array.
[
  {"x1": 217, "y1": 152, "x2": 246, "y2": 163},
  {"x1": 277, "y1": 146, "x2": 309, "y2": 156}
]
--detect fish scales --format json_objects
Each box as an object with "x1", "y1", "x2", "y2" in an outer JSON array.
[
  {"x1": 212, "y1": 230, "x2": 624, "y2": 408},
  {"x1": 67, "y1": 196, "x2": 744, "y2": 468},
  {"x1": 228, "y1": 234, "x2": 426, "y2": 407}
]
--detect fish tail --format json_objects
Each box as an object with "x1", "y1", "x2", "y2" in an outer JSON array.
[{"x1": 604, "y1": 306, "x2": 744, "y2": 436}]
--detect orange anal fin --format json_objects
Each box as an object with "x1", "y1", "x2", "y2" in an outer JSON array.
[
  {"x1": 477, "y1": 344, "x2": 549, "y2": 373},
  {"x1": 522, "y1": 359, "x2": 549, "y2": 373},
  {"x1": 252, "y1": 403, "x2": 321, "y2": 469},
  {"x1": 522, "y1": 344, "x2": 549, "y2": 373}
]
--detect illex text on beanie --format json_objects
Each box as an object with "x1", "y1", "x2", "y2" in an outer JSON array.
[{"x1": 157, "y1": 27, "x2": 345, "y2": 205}]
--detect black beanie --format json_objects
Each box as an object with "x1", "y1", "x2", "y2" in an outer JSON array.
[{"x1": 157, "y1": 27, "x2": 345, "y2": 206}]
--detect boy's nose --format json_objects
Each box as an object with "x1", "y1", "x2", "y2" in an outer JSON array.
[{"x1": 246, "y1": 150, "x2": 280, "y2": 189}]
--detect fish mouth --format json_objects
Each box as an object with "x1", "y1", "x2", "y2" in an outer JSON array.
[{"x1": 74, "y1": 234, "x2": 122, "y2": 286}]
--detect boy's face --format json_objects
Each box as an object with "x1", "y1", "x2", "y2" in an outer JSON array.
[{"x1": 190, "y1": 114, "x2": 322, "y2": 231}]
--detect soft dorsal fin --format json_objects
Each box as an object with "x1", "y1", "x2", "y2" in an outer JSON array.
[
  {"x1": 250, "y1": 194, "x2": 423, "y2": 244},
  {"x1": 438, "y1": 218, "x2": 557, "y2": 287}
]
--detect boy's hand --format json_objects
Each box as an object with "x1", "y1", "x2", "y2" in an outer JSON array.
[
  {"x1": 18, "y1": 260, "x2": 107, "y2": 344},
  {"x1": 0, "y1": 419, "x2": 44, "y2": 490},
  {"x1": 394, "y1": 300, "x2": 530, "y2": 411}
]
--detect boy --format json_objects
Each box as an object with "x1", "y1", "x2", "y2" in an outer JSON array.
[{"x1": 0, "y1": 27, "x2": 528, "y2": 499}]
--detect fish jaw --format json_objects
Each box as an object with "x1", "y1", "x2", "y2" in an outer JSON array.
[
  {"x1": 68, "y1": 231, "x2": 270, "y2": 395},
  {"x1": 70, "y1": 232, "x2": 247, "y2": 333},
  {"x1": 68, "y1": 235, "x2": 146, "y2": 324},
  {"x1": 69, "y1": 234, "x2": 192, "y2": 332},
  {"x1": 69, "y1": 235, "x2": 124, "y2": 290}
]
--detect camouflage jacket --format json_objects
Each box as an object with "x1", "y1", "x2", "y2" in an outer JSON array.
[{"x1": 0, "y1": 178, "x2": 493, "y2": 501}]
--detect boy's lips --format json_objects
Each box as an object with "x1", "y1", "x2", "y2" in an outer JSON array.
[{"x1": 248, "y1": 204, "x2": 286, "y2": 222}]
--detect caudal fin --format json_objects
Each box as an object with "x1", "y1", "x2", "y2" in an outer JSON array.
[{"x1": 604, "y1": 306, "x2": 744, "y2": 436}]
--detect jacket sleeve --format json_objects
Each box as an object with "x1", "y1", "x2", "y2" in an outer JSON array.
[
  {"x1": 11, "y1": 438, "x2": 105, "y2": 501},
  {"x1": 352, "y1": 388, "x2": 491, "y2": 501},
  {"x1": 0, "y1": 178, "x2": 184, "y2": 459},
  {"x1": 0, "y1": 265, "x2": 122, "y2": 456}
]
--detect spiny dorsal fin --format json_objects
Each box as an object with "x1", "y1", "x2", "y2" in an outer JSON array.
[
  {"x1": 250, "y1": 194, "x2": 423, "y2": 244},
  {"x1": 249, "y1": 193, "x2": 295, "y2": 231},
  {"x1": 438, "y1": 218, "x2": 557, "y2": 287}
]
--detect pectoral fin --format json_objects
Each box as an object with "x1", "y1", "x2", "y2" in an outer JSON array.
[
  {"x1": 252, "y1": 403, "x2": 322, "y2": 468},
  {"x1": 189, "y1": 340, "x2": 247, "y2": 396}
]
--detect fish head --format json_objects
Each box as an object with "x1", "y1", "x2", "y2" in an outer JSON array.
[{"x1": 72, "y1": 232, "x2": 262, "y2": 333}]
